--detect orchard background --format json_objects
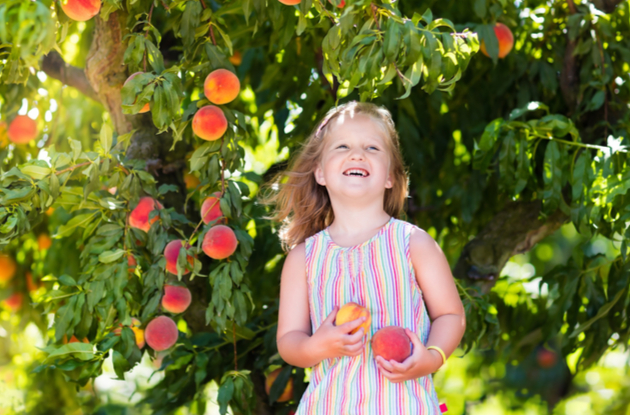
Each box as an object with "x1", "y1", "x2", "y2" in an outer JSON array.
[{"x1": 1, "y1": 0, "x2": 630, "y2": 413}]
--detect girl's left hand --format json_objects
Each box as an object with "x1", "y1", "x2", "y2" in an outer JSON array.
[{"x1": 374, "y1": 328, "x2": 443, "y2": 383}]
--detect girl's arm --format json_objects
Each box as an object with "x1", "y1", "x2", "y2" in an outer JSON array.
[
  {"x1": 409, "y1": 227, "x2": 466, "y2": 363},
  {"x1": 276, "y1": 243, "x2": 367, "y2": 368}
]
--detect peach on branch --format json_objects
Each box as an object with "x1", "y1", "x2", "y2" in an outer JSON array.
[
  {"x1": 162, "y1": 284, "x2": 192, "y2": 314},
  {"x1": 229, "y1": 51, "x2": 243, "y2": 66},
  {"x1": 480, "y1": 23, "x2": 514, "y2": 59},
  {"x1": 123, "y1": 72, "x2": 151, "y2": 113},
  {"x1": 204, "y1": 69, "x2": 240, "y2": 105},
  {"x1": 63, "y1": 334, "x2": 89, "y2": 344},
  {"x1": 327, "y1": 0, "x2": 346, "y2": 7},
  {"x1": 192, "y1": 105, "x2": 228, "y2": 141},
  {"x1": 25, "y1": 272, "x2": 39, "y2": 292},
  {"x1": 164, "y1": 240, "x2": 195, "y2": 275},
  {"x1": 184, "y1": 172, "x2": 200, "y2": 189},
  {"x1": 371, "y1": 326, "x2": 411, "y2": 363},
  {"x1": 113, "y1": 318, "x2": 145, "y2": 348},
  {"x1": 277, "y1": 0, "x2": 301, "y2": 5},
  {"x1": 129, "y1": 197, "x2": 163, "y2": 233},
  {"x1": 335, "y1": 302, "x2": 370, "y2": 335},
  {"x1": 265, "y1": 368, "x2": 293, "y2": 402},
  {"x1": 201, "y1": 192, "x2": 223, "y2": 224},
  {"x1": 60, "y1": 0, "x2": 101, "y2": 22},
  {"x1": 3, "y1": 293, "x2": 23, "y2": 312},
  {"x1": 37, "y1": 233, "x2": 52, "y2": 251},
  {"x1": 7, "y1": 115, "x2": 38, "y2": 144},
  {"x1": 0, "y1": 254, "x2": 17, "y2": 284},
  {"x1": 0, "y1": 122, "x2": 8, "y2": 148},
  {"x1": 536, "y1": 347, "x2": 558, "y2": 369},
  {"x1": 202, "y1": 225, "x2": 238, "y2": 260},
  {"x1": 145, "y1": 315, "x2": 179, "y2": 351}
]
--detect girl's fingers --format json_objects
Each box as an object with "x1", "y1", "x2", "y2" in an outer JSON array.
[
  {"x1": 376, "y1": 356, "x2": 395, "y2": 372},
  {"x1": 405, "y1": 328, "x2": 422, "y2": 352},
  {"x1": 323, "y1": 307, "x2": 339, "y2": 325},
  {"x1": 338, "y1": 316, "x2": 366, "y2": 334},
  {"x1": 389, "y1": 358, "x2": 411, "y2": 373},
  {"x1": 344, "y1": 327, "x2": 365, "y2": 344}
]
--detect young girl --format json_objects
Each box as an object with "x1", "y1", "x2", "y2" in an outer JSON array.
[{"x1": 270, "y1": 101, "x2": 466, "y2": 413}]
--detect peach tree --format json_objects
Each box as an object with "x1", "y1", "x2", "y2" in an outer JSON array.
[{"x1": 0, "y1": 0, "x2": 629, "y2": 413}]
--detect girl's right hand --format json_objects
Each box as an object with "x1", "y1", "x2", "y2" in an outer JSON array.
[{"x1": 307, "y1": 306, "x2": 367, "y2": 360}]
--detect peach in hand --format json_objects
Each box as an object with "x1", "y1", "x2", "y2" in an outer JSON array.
[
  {"x1": 145, "y1": 315, "x2": 179, "y2": 351},
  {"x1": 7, "y1": 115, "x2": 38, "y2": 144},
  {"x1": 265, "y1": 368, "x2": 293, "y2": 402},
  {"x1": 164, "y1": 240, "x2": 195, "y2": 275},
  {"x1": 60, "y1": 0, "x2": 101, "y2": 22},
  {"x1": 124, "y1": 72, "x2": 151, "y2": 113},
  {"x1": 192, "y1": 105, "x2": 228, "y2": 141},
  {"x1": 204, "y1": 69, "x2": 240, "y2": 105},
  {"x1": 335, "y1": 302, "x2": 370, "y2": 335},
  {"x1": 0, "y1": 254, "x2": 17, "y2": 284},
  {"x1": 480, "y1": 23, "x2": 514, "y2": 59},
  {"x1": 371, "y1": 326, "x2": 411, "y2": 363},
  {"x1": 202, "y1": 225, "x2": 238, "y2": 259},
  {"x1": 129, "y1": 197, "x2": 163, "y2": 233},
  {"x1": 162, "y1": 284, "x2": 192, "y2": 314},
  {"x1": 201, "y1": 192, "x2": 223, "y2": 224}
]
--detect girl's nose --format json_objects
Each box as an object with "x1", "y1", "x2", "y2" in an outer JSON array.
[{"x1": 349, "y1": 149, "x2": 365, "y2": 160}]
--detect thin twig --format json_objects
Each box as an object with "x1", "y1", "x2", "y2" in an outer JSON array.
[{"x1": 316, "y1": 0, "x2": 337, "y2": 24}]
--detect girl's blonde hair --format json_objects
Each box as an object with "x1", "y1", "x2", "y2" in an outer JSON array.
[{"x1": 264, "y1": 101, "x2": 408, "y2": 251}]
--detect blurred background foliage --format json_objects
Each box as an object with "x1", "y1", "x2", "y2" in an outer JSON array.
[{"x1": 0, "y1": 0, "x2": 629, "y2": 413}]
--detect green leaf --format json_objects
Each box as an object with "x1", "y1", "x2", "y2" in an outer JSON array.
[
  {"x1": 268, "y1": 366, "x2": 292, "y2": 404},
  {"x1": 55, "y1": 212, "x2": 99, "y2": 238},
  {"x1": 542, "y1": 141, "x2": 564, "y2": 214},
  {"x1": 99, "y1": 249, "x2": 125, "y2": 264},
  {"x1": 42, "y1": 343, "x2": 95, "y2": 363},
  {"x1": 474, "y1": 0, "x2": 487, "y2": 19},
  {"x1": 20, "y1": 164, "x2": 50, "y2": 180},
  {"x1": 217, "y1": 377, "x2": 234, "y2": 415}
]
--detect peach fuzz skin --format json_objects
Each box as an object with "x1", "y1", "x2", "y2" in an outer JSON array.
[
  {"x1": 265, "y1": 368, "x2": 293, "y2": 402},
  {"x1": 371, "y1": 326, "x2": 411, "y2": 363},
  {"x1": 7, "y1": 115, "x2": 38, "y2": 144},
  {"x1": 129, "y1": 197, "x2": 163, "y2": 233},
  {"x1": 192, "y1": 105, "x2": 228, "y2": 141},
  {"x1": 480, "y1": 23, "x2": 514, "y2": 59},
  {"x1": 124, "y1": 72, "x2": 151, "y2": 113},
  {"x1": 162, "y1": 285, "x2": 192, "y2": 314},
  {"x1": 204, "y1": 69, "x2": 240, "y2": 105},
  {"x1": 335, "y1": 302, "x2": 370, "y2": 335},
  {"x1": 201, "y1": 192, "x2": 223, "y2": 224},
  {"x1": 277, "y1": 0, "x2": 301, "y2": 5},
  {"x1": 163, "y1": 240, "x2": 194, "y2": 275},
  {"x1": 145, "y1": 315, "x2": 179, "y2": 351},
  {"x1": 60, "y1": 0, "x2": 101, "y2": 22},
  {"x1": 0, "y1": 255, "x2": 17, "y2": 283},
  {"x1": 202, "y1": 225, "x2": 238, "y2": 260}
]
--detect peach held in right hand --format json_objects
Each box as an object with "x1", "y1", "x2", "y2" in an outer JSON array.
[{"x1": 310, "y1": 306, "x2": 367, "y2": 360}]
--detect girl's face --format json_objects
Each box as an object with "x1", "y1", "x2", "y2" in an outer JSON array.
[{"x1": 314, "y1": 113, "x2": 393, "y2": 200}]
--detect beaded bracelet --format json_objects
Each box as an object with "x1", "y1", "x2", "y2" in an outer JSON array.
[{"x1": 427, "y1": 345, "x2": 446, "y2": 366}]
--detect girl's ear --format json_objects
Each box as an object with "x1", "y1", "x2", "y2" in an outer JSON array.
[
  {"x1": 385, "y1": 172, "x2": 393, "y2": 189},
  {"x1": 314, "y1": 164, "x2": 326, "y2": 186}
]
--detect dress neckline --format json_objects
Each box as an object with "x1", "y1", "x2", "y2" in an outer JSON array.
[{"x1": 323, "y1": 217, "x2": 394, "y2": 250}]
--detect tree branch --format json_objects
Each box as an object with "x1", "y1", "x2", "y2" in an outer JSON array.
[
  {"x1": 453, "y1": 201, "x2": 568, "y2": 294},
  {"x1": 41, "y1": 51, "x2": 100, "y2": 103}
]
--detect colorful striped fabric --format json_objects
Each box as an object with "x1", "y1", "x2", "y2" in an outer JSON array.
[{"x1": 296, "y1": 217, "x2": 441, "y2": 414}]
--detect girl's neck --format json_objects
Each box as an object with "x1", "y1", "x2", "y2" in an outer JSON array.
[{"x1": 327, "y1": 201, "x2": 391, "y2": 247}]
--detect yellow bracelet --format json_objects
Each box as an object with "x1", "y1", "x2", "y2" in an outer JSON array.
[{"x1": 427, "y1": 346, "x2": 446, "y2": 366}]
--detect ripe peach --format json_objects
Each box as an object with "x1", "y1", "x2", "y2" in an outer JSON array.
[
  {"x1": 184, "y1": 172, "x2": 200, "y2": 189},
  {"x1": 201, "y1": 192, "x2": 223, "y2": 224},
  {"x1": 335, "y1": 302, "x2": 370, "y2": 335},
  {"x1": 202, "y1": 225, "x2": 238, "y2": 260},
  {"x1": 45, "y1": 207, "x2": 55, "y2": 216},
  {"x1": 37, "y1": 233, "x2": 52, "y2": 250},
  {"x1": 265, "y1": 368, "x2": 293, "y2": 402},
  {"x1": 371, "y1": 326, "x2": 411, "y2": 363},
  {"x1": 192, "y1": 105, "x2": 228, "y2": 141},
  {"x1": 113, "y1": 318, "x2": 145, "y2": 348},
  {"x1": 7, "y1": 115, "x2": 38, "y2": 144},
  {"x1": 480, "y1": 23, "x2": 514, "y2": 59},
  {"x1": 328, "y1": 0, "x2": 345, "y2": 7},
  {"x1": 162, "y1": 284, "x2": 192, "y2": 314},
  {"x1": 3, "y1": 293, "x2": 23, "y2": 312},
  {"x1": 0, "y1": 254, "x2": 17, "y2": 284},
  {"x1": 145, "y1": 315, "x2": 179, "y2": 351},
  {"x1": 60, "y1": 0, "x2": 101, "y2": 22},
  {"x1": 164, "y1": 240, "x2": 195, "y2": 275},
  {"x1": 204, "y1": 69, "x2": 240, "y2": 105},
  {"x1": 278, "y1": 0, "x2": 301, "y2": 5},
  {"x1": 124, "y1": 72, "x2": 151, "y2": 113},
  {"x1": 229, "y1": 51, "x2": 243, "y2": 66},
  {"x1": 536, "y1": 348, "x2": 558, "y2": 369},
  {"x1": 63, "y1": 334, "x2": 89, "y2": 344},
  {"x1": 128, "y1": 255, "x2": 137, "y2": 269},
  {"x1": 129, "y1": 197, "x2": 163, "y2": 233}
]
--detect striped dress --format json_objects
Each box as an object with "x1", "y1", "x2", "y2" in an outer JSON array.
[{"x1": 296, "y1": 217, "x2": 441, "y2": 415}]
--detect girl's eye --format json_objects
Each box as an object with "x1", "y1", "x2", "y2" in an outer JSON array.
[
  {"x1": 337, "y1": 144, "x2": 348, "y2": 149},
  {"x1": 368, "y1": 146, "x2": 379, "y2": 150}
]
